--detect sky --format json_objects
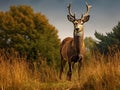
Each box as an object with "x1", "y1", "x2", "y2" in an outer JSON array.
[{"x1": 0, "y1": 0, "x2": 120, "y2": 40}]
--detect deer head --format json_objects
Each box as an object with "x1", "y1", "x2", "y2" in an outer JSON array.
[{"x1": 67, "y1": 2, "x2": 92, "y2": 35}]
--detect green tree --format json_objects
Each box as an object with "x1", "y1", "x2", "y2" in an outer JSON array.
[
  {"x1": 0, "y1": 5, "x2": 60, "y2": 64},
  {"x1": 84, "y1": 37, "x2": 96, "y2": 60},
  {"x1": 94, "y1": 22, "x2": 120, "y2": 54},
  {"x1": 84, "y1": 37, "x2": 96, "y2": 51}
]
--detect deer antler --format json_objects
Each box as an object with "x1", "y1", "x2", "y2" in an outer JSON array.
[
  {"x1": 81, "y1": 1, "x2": 92, "y2": 22},
  {"x1": 67, "y1": 3, "x2": 76, "y2": 20}
]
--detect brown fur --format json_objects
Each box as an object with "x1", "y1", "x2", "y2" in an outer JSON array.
[{"x1": 60, "y1": 35, "x2": 85, "y2": 81}]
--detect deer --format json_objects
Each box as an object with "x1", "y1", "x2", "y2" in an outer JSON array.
[{"x1": 59, "y1": 2, "x2": 92, "y2": 81}]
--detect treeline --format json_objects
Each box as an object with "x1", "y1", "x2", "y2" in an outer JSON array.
[{"x1": 0, "y1": 5, "x2": 60, "y2": 65}]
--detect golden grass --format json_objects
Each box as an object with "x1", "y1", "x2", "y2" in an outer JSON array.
[
  {"x1": 0, "y1": 49, "x2": 120, "y2": 90},
  {"x1": 79, "y1": 55, "x2": 120, "y2": 90},
  {"x1": 0, "y1": 50, "x2": 38, "y2": 90}
]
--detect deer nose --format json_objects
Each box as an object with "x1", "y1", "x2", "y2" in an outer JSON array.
[{"x1": 75, "y1": 28, "x2": 79, "y2": 31}]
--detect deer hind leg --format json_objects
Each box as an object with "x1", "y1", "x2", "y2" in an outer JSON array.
[
  {"x1": 59, "y1": 58, "x2": 66, "y2": 80},
  {"x1": 67, "y1": 61, "x2": 72, "y2": 81},
  {"x1": 72, "y1": 62, "x2": 75, "y2": 69}
]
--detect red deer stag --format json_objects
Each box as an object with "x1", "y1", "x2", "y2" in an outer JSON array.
[{"x1": 59, "y1": 2, "x2": 92, "y2": 81}]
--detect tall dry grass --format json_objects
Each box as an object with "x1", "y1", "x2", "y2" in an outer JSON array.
[
  {"x1": 0, "y1": 49, "x2": 120, "y2": 90},
  {"x1": 0, "y1": 49, "x2": 59, "y2": 90},
  {"x1": 77, "y1": 52, "x2": 120, "y2": 90},
  {"x1": 0, "y1": 49, "x2": 37, "y2": 90}
]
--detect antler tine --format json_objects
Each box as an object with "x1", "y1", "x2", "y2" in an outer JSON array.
[
  {"x1": 81, "y1": 1, "x2": 92, "y2": 20},
  {"x1": 67, "y1": 3, "x2": 76, "y2": 19},
  {"x1": 85, "y1": 1, "x2": 92, "y2": 15}
]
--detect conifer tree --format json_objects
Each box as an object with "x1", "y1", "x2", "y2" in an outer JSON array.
[{"x1": 94, "y1": 22, "x2": 120, "y2": 54}]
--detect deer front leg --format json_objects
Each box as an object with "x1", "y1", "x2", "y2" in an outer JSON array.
[
  {"x1": 72, "y1": 62, "x2": 75, "y2": 69},
  {"x1": 67, "y1": 61, "x2": 72, "y2": 81},
  {"x1": 78, "y1": 55, "x2": 83, "y2": 79}
]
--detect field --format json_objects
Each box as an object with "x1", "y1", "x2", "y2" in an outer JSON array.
[{"x1": 0, "y1": 49, "x2": 120, "y2": 90}]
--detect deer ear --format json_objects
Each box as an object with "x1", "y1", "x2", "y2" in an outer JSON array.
[
  {"x1": 82, "y1": 15, "x2": 90, "y2": 23},
  {"x1": 67, "y1": 15, "x2": 75, "y2": 22}
]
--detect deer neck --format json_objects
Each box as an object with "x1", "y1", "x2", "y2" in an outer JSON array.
[{"x1": 73, "y1": 30, "x2": 84, "y2": 54}]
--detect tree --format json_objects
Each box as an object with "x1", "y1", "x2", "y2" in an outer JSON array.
[
  {"x1": 0, "y1": 5, "x2": 60, "y2": 65},
  {"x1": 84, "y1": 37, "x2": 96, "y2": 51},
  {"x1": 94, "y1": 22, "x2": 120, "y2": 54},
  {"x1": 84, "y1": 37, "x2": 96, "y2": 60}
]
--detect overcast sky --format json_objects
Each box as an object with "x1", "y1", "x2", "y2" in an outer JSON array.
[{"x1": 0, "y1": 0, "x2": 120, "y2": 40}]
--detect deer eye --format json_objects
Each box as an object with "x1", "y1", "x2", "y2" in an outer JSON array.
[{"x1": 74, "y1": 21, "x2": 78, "y2": 25}]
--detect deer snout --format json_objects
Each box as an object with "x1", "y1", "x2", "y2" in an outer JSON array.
[{"x1": 75, "y1": 28, "x2": 79, "y2": 31}]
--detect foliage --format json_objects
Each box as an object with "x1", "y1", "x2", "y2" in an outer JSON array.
[
  {"x1": 0, "y1": 5, "x2": 60, "y2": 64},
  {"x1": 94, "y1": 22, "x2": 120, "y2": 54},
  {"x1": 84, "y1": 37, "x2": 96, "y2": 51}
]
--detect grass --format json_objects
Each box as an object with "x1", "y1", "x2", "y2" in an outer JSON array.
[{"x1": 0, "y1": 49, "x2": 120, "y2": 90}]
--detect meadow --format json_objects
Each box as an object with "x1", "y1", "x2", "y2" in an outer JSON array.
[{"x1": 0, "y1": 49, "x2": 120, "y2": 90}]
